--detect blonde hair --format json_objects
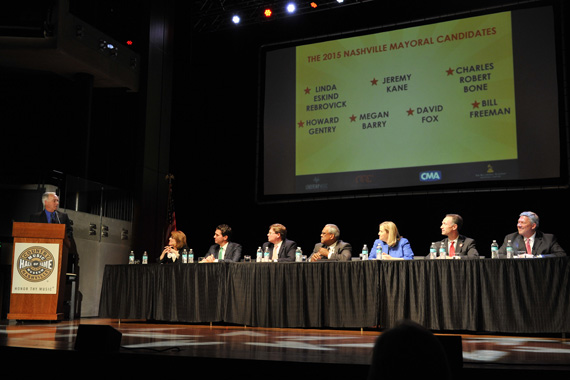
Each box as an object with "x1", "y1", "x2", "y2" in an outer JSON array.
[
  {"x1": 380, "y1": 221, "x2": 401, "y2": 247},
  {"x1": 170, "y1": 230, "x2": 187, "y2": 249}
]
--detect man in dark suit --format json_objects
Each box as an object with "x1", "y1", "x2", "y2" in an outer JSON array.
[
  {"x1": 499, "y1": 211, "x2": 566, "y2": 258},
  {"x1": 29, "y1": 191, "x2": 73, "y2": 240},
  {"x1": 202, "y1": 224, "x2": 242, "y2": 262},
  {"x1": 432, "y1": 214, "x2": 479, "y2": 258},
  {"x1": 262, "y1": 223, "x2": 297, "y2": 262},
  {"x1": 310, "y1": 223, "x2": 352, "y2": 262},
  {"x1": 29, "y1": 191, "x2": 76, "y2": 272}
]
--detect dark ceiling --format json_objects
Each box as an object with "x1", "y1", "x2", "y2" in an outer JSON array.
[
  {"x1": 3, "y1": 1, "x2": 544, "y2": 53},
  {"x1": 189, "y1": 0, "x2": 374, "y2": 33}
]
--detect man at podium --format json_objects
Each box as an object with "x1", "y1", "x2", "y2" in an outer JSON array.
[
  {"x1": 10, "y1": 191, "x2": 78, "y2": 320},
  {"x1": 29, "y1": 192, "x2": 72, "y2": 235},
  {"x1": 29, "y1": 191, "x2": 76, "y2": 271}
]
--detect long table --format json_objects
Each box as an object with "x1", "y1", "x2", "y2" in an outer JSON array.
[{"x1": 98, "y1": 257, "x2": 570, "y2": 333}]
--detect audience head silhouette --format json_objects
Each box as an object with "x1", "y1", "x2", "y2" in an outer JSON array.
[{"x1": 368, "y1": 320, "x2": 453, "y2": 380}]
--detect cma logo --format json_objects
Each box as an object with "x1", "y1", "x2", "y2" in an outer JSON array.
[{"x1": 419, "y1": 171, "x2": 442, "y2": 182}]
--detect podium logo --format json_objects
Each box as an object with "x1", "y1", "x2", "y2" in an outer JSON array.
[{"x1": 17, "y1": 246, "x2": 55, "y2": 282}]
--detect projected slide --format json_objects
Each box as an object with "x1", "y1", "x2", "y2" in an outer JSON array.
[
  {"x1": 295, "y1": 12, "x2": 516, "y2": 176},
  {"x1": 261, "y1": 6, "x2": 561, "y2": 198}
]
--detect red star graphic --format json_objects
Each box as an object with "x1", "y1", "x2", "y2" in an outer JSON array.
[
  {"x1": 349, "y1": 115, "x2": 356, "y2": 122},
  {"x1": 446, "y1": 67, "x2": 454, "y2": 76},
  {"x1": 298, "y1": 120, "x2": 304, "y2": 128},
  {"x1": 371, "y1": 78, "x2": 378, "y2": 85},
  {"x1": 472, "y1": 100, "x2": 480, "y2": 109},
  {"x1": 407, "y1": 108, "x2": 414, "y2": 116},
  {"x1": 304, "y1": 87, "x2": 311, "y2": 94}
]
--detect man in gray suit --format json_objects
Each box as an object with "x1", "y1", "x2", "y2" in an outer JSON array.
[
  {"x1": 310, "y1": 224, "x2": 352, "y2": 262},
  {"x1": 432, "y1": 214, "x2": 479, "y2": 258}
]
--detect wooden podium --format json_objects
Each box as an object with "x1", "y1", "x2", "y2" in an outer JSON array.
[{"x1": 8, "y1": 222, "x2": 69, "y2": 321}]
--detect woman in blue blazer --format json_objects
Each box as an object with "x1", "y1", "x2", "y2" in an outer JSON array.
[{"x1": 369, "y1": 221, "x2": 414, "y2": 260}]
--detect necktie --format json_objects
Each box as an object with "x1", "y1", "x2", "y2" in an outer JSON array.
[
  {"x1": 525, "y1": 238, "x2": 531, "y2": 255},
  {"x1": 218, "y1": 247, "x2": 224, "y2": 260},
  {"x1": 449, "y1": 241, "x2": 455, "y2": 257},
  {"x1": 51, "y1": 212, "x2": 57, "y2": 223},
  {"x1": 272, "y1": 246, "x2": 279, "y2": 260}
]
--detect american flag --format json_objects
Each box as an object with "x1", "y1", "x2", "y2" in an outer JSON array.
[{"x1": 165, "y1": 174, "x2": 176, "y2": 245}]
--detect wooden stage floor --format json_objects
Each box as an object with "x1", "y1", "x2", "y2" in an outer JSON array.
[{"x1": 0, "y1": 318, "x2": 568, "y2": 379}]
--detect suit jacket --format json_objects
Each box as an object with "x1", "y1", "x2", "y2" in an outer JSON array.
[
  {"x1": 29, "y1": 209, "x2": 73, "y2": 238},
  {"x1": 370, "y1": 237, "x2": 414, "y2": 260},
  {"x1": 499, "y1": 230, "x2": 566, "y2": 258},
  {"x1": 262, "y1": 238, "x2": 297, "y2": 262},
  {"x1": 427, "y1": 235, "x2": 479, "y2": 259},
  {"x1": 29, "y1": 209, "x2": 77, "y2": 272},
  {"x1": 206, "y1": 241, "x2": 242, "y2": 262},
  {"x1": 312, "y1": 240, "x2": 352, "y2": 261}
]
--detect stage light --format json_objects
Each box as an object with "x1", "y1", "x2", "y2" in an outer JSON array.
[
  {"x1": 310, "y1": 2, "x2": 318, "y2": 8},
  {"x1": 232, "y1": 15, "x2": 240, "y2": 24},
  {"x1": 126, "y1": 40, "x2": 133, "y2": 46},
  {"x1": 264, "y1": 8, "x2": 272, "y2": 17},
  {"x1": 286, "y1": 3, "x2": 296, "y2": 13},
  {"x1": 99, "y1": 39, "x2": 118, "y2": 57},
  {"x1": 337, "y1": 0, "x2": 344, "y2": 3}
]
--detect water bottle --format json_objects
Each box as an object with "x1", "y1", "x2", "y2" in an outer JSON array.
[
  {"x1": 129, "y1": 250, "x2": 135, "y2": 264},
  {"x1": 376, "y1": 243, "x2": 383, "y2": 260},
  {"x1": 188, "y1": 248, "x2": 194, "y2": 263},
  {"x1": 264, "y1": 246, "x2": 270, "y2": 262},
  {"x1": 491, "y1": 240, "x2": 499, "y2": 259},
  {"x1": 429, "y1": 243, "x2": 437, "y2": 259},
  {"x1": 506, "y1": 240, "x2": 513, "y2": 259},
  {"x1": 182, "y1": 249, "x2": 188, "y2": 264},
  {"x1": 439, "y1": 241, "x2": 447, "y2": 259},
  {"x1": 295, "y1": 247, "x2": 302, "y2": 262},
  {"x1": 142, "y1": 251, "x2": 148, "y2": 264},
  {"x1": 256, "y1": 247, "x2": 262, "y2": 262},
  {"x1": 361, "y1": 244, "x2": 368, "y2": 261}
]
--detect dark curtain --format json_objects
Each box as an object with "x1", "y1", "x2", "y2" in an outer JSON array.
[
  {"x1": 99, "y1": 263, "x2": 226, "y2": 323},
  {"x1": 477, "y1": 258, "x2": 570, "y2": 333},
  {"x1": 379, "y1": 260, "x2": 480, "y2": 331},
  {"x1": 99, "y1": 258, "x2": 570, "y2": 333}
]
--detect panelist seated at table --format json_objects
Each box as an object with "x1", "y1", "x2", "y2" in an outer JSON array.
[
  {"x1": 369, "y1": 221, "x2": 414, "y2": 260},
  {"x1": 262, "y1": 223, "x2": 297, "y2": 262},
  {"x1": 201, "y1": 224, "x2": 242, "y2": 263},
  {"x1": 429, "y1": 214, "x2": 479, "y2": 259},
  {"x1": 498, "y1": 211, "x2": 566, "y2": 258},
  {"x1": 159, "y1": 230, "x2": 188, "y2": 264},
  {"x1": 310, "y1": 224, "x2": 352, "y2": 262}
]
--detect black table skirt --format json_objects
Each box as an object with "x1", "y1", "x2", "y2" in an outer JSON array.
[{"x1": 98, "y1": 257, "x2": 570, "y2": 333}]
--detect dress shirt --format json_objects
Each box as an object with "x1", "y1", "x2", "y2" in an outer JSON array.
[
  {"x1": 448, "y1": 238, "x2": 457, "y2": 256},
  {"x1": 325, "y1": 241, "x2": 337, "y2": 259},
  {"x1": 219, "y1": 242, "x2": 228, "y2": 260},
  {"x1": 524, "y1": 233, "x2": 535, "y2": 255},
  {"x1": 272, "y1": 242, "x2": 282, "y2": 261}
]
